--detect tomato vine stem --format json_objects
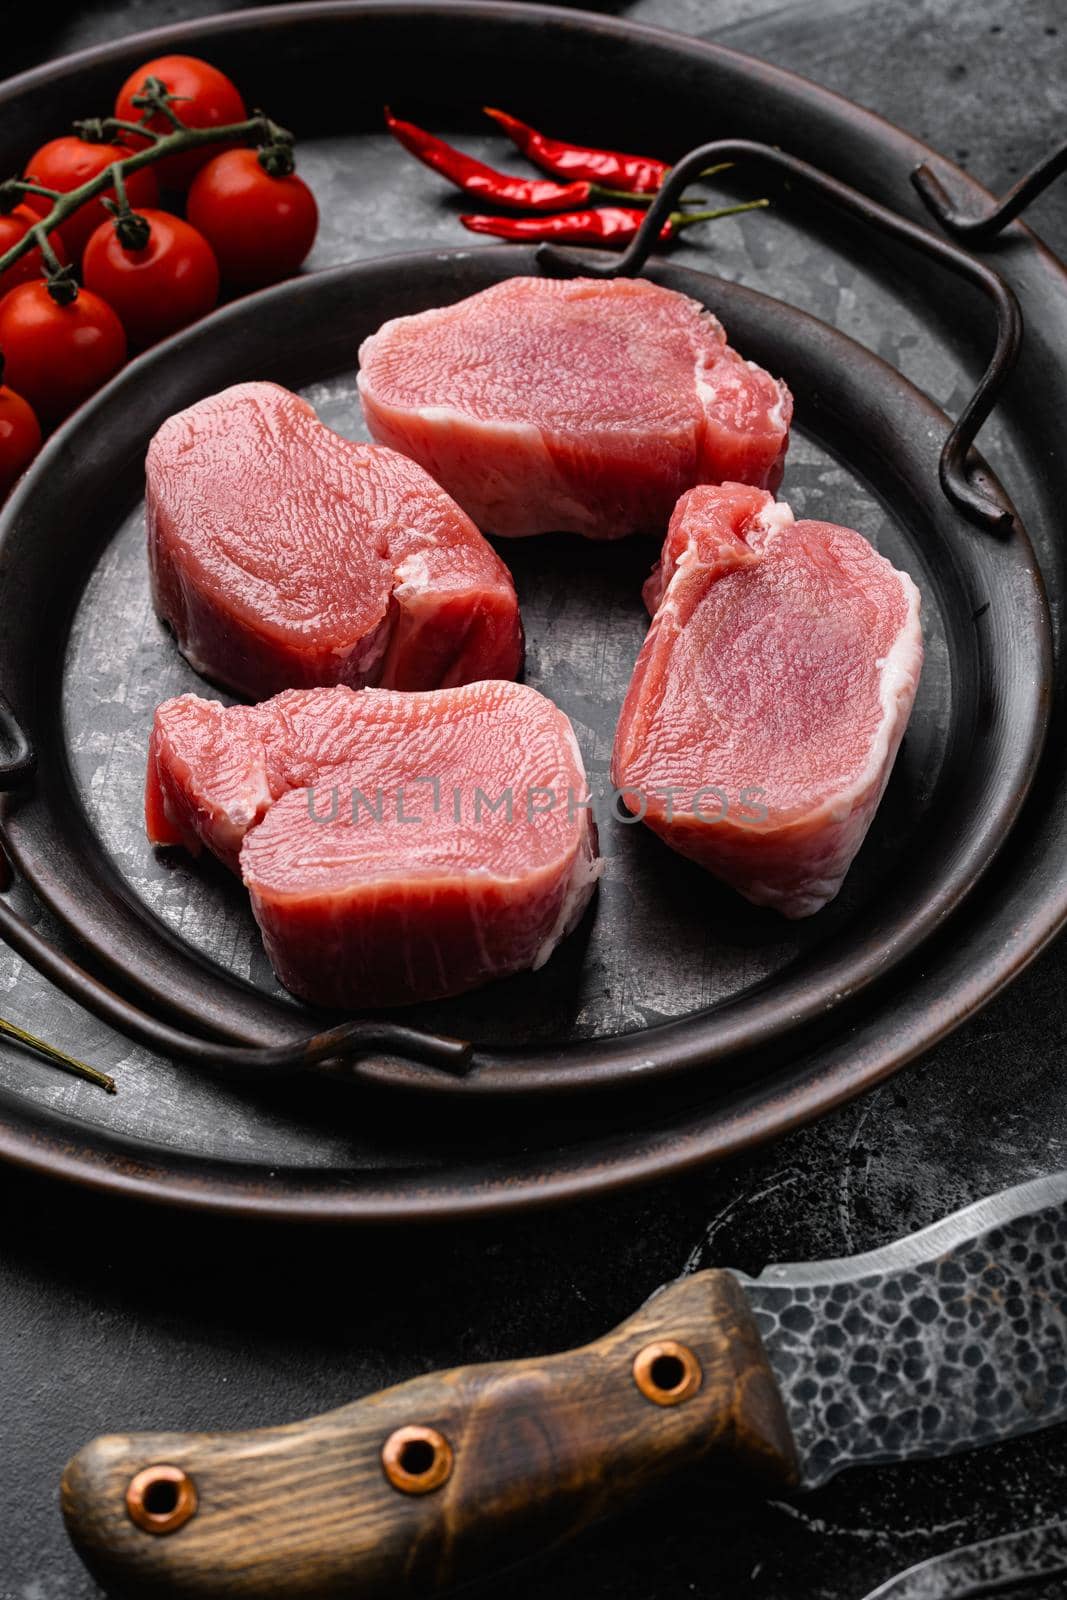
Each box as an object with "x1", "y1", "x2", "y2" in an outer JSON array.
[{"x1": 0, "y1": 78, "x2": 295, "y2": 301}]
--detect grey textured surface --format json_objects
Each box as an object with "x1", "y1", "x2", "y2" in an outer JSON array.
[{"x1": 1, "y1": 2, "x2": 1066, "y2": 1599}]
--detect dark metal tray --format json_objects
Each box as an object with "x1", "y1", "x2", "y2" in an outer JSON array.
[{"x1": 0, "y1": 1, "x2": 1063, "y2": 1220}]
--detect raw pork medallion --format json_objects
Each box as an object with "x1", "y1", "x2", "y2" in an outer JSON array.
[
  {"x1": 357, "y1": 277, "x2": 792, "y2": 539},
  {"x1": 146, "y1": 681, "x2": 600, "y2": 1007},
  {"x1": 612, "y1": 484, "x2": 923, "y2": 916},
  {"x1": 147, "y1": 382, "x2": 523, "y2": 700}
]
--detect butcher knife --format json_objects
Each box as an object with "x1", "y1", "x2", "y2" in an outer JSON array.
[{"x1": 61, "y1": 1172, "x2": 1067, "y2": 1597}]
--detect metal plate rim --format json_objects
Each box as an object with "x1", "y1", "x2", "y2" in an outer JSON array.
[
  {"x1": 0, "y1": 1, "x2": 1063, "y2": 1219},
  {"x1": 0, "y1": 983, "x2": 1004, "y2": 1223}
]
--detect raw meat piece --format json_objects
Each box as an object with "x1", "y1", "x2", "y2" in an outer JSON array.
[
  {"x1": 612, "y1": 484, "x2": 923, "y2": 916},
  {"x1": 146, "y1": 681, "x2": 600, "y2": 1007},
  {"x1": 147, "y1": 382, "x2": 523, "y2": 700},
  {"x1": 357, "y1": 276, "x2": 792, "y2": 540}
]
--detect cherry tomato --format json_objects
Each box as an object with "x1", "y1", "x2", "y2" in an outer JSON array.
[
  {"x1": 114, "y1": 55, "x2": 247, "y2": 190},
  {"x1": 0, "y1": 283, "x2": 126, "y2": 428},
  {"x1": 0, "y1": 205, "x2": 68, "y2": 303},
  {"x1": 22, "y1": 137, "x2": 160, "y2": 262},
  {"x1": 83, "y1": 210, "x2": 219, "y2": 350},
  {"x1": 186, "y1": 148, "x2": 318, "y2": 287},
  {"x1": 0, "y1": 363, "x2": 42, "y2": 500}
]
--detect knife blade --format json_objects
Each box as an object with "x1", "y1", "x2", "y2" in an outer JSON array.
[
  {"x1": 740, "y1": 1169, "x2": 1067, "y2": 1487},
  {"x1": 61, "y1": 1173, "x2": 1067, "y2": 1599}
]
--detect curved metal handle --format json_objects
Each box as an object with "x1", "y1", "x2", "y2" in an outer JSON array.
[
  {"x1": 0, "y1": 694, "x2": 35, "y2": 791},
  {"x1": 861, "y1": 1519, "x2": 1067, "y2": 1599},
  {"x1": 538, "y1": 138, "x2": 1023, "y2": 535},
  {"x1": 913, "y1": 138, "x2": 1067, "y2": 242},
  {"x1": 0, "y1": 848, "x2": 471, "y2": 1087}
]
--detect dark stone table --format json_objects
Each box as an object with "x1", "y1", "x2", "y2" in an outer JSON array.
[{"x1": 1, "y1": 3, "x2": 1065, "y2": 1596}]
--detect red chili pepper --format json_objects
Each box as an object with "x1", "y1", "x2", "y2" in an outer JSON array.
[
  {"x1": 386, "y1": 109, "x2": 598, "y2": 211},
  {"x1": 483, "y1": 107, "x2": 670, "y2": 195},
  {"x1": 460, "y1": 200, "x2": 768, "y2": 248},
  {"x1": 460, "y1": 207, "x2": 666, "y2": 244}
]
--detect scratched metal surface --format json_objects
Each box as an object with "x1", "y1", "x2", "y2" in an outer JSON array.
[{"x1": 0, "y1": 3, "x2": 1066, "y2": 1600}]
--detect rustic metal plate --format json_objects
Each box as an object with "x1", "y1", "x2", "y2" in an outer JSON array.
[
  {"x1": 0, "y1": 249, "x2": 1048, "y2": 1084},
  {"x1": 0, "y1": 1, "x2": 1062, "y2": 1219}
]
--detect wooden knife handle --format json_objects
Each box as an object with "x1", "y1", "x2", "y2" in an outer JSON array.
[{"x1": 61, "y1": 1270, "x2": 799, "y2": 1598}]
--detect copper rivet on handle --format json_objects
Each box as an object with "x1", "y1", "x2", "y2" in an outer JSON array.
[
  {"x1": 125, "y1": 1464, "x2": 198, "y2": 1535},
  {"x1": 632, "y1": 1340, "x2": 703, "y2": 1406},
  {"x1": 381, "y1": 1425, "x2": 454, "y2": 1495}
]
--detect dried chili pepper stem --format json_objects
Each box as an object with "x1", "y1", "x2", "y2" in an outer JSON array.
[
  {"x1": 0, "y1": 1015, "x2": 116, "y2": 1093},
  {"x1": 0, "y1": 102, "x2": 295, "y2": 290}
]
